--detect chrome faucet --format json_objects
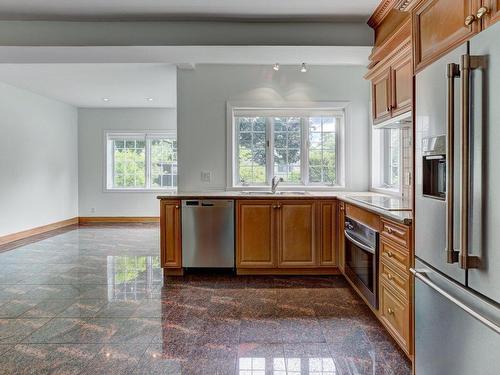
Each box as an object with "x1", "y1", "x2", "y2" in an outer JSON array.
[{"x1": 271, "y1": 176, "x2": 284, "y2": 194}]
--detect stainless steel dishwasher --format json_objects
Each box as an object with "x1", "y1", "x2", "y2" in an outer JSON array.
[{"x1": 181, "y1": 199, "x2": 235, "y2": 268}]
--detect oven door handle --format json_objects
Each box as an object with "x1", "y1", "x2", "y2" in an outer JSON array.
[{"x1": 344, "y1": 230, "x2": 376, "y2": 254}]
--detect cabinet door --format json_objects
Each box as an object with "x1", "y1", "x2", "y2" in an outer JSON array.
[
  {"x1": 160, "y1": 200, "x2": 181, "y2": 268},
  {"x1": 413, "y1": 0, "x2": 481, "y2": 72},
  {"x1": 236, "y1": 200, "x2": 276, "y2": 268},
  {"x1": 391, "y1": 52, "x2": 413, "y2": 117},
  {"x1": 338, "y1": 202, "x2": 346, "y2": 272},
  {"x1": 318, "y1": 201, "x2": 338, "y2": 266},
  {"x1": 278, "y1": 200, "x2": 317, "y2": 267},
  {"x1": 371, "y1": 68, "x2": 392, "y2": 124},
  {"x1": 481, "y1": 0, "x2": 500, "y2": 27}
]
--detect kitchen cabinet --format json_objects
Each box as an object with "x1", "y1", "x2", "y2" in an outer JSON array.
[
  {"x1": 236, "y1": 199, "x2": 338, "y2": 273},
  {"x1": 278, "y1": 200, "x2": 317, "y2": 267},
  {"x1": 391, "y1": 52, "x2": 413, "y2": 116},
  {"x1": 482, "y1": 0, "x2": 500, "y2": 27},
  {"x1": 160, "y1": 200, "x2": 182, "y2": 270},
  {"x1": 236, "y1": 200, "x2": 276, "y2": 268},
  {"x1": 367, "y1": 40, "x2": 412, "y2": 124},
  {"x1": 338, "y1": 201, "x2": 346, "y2": 272},
  {"x1": 412, "y1": 0, "x2": 482, "y2": 72},
  {"x1": 319, "y1": 201, "x2": 338, "y2": 266},
  {"x1": 371, "y1": 68, "x2": 392, "y2": 124}
]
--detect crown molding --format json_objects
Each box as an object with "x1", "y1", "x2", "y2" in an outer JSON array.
[{"x1": 367, "y1": 0, "x2": 398, "y2": 28}]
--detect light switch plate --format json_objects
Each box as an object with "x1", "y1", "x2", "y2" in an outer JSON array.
[{"x1": 201, "y1": 171, "x2": 212, "y2": 183}]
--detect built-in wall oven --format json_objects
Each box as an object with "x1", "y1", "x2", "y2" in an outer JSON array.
[{"x1": 344, "y1": 217, "x2": 379, "y2": 308}]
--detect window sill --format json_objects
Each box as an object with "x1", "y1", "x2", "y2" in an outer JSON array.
[
  {"x1": 370, "y1": 186, "x2": 401, "y2": 196},
  {"x1": 228, "y1": 185, "x2": 346, "y2": 192}
]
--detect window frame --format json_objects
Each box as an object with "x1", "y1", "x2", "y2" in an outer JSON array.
[
  {"x1": 370, "y1": 126, "x2": 403, "y2": 196},
  {"x1": 227, "y1": 101, "x2": 349, "y2": 191},
  {"x1": 104, "y1": 130, "x2": 177, "y2": 192}
]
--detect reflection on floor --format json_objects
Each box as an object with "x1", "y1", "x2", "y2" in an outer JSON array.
[{"x1": 0, "y1": 224, "x2": 411, "y2": 374}]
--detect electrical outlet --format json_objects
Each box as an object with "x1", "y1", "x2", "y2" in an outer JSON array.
[{"x1": 201, "y1": 171, "x2": 212, "y2": 183}]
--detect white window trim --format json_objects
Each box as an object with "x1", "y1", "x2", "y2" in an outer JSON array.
[
  {"x1": 226, "y1": 101, "x2": 350, "y2": 191},
  {"x1": 370, "y1": 127, "x2": 403, "y2": 197},
  {"x1": 103, "y1": 130, "x2": 177, "y2": 193}
]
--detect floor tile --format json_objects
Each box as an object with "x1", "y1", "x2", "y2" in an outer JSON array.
[{"x1": 0, "y1": 318, "x2": 50, "y2": 344}]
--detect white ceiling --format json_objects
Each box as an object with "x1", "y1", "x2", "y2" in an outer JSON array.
[
  {"x1": 0, "y1": 0, "x2": 379, "y2": 20},
  {"x1": 0, "y1": 64, "x2": 177, "y2": 108}
]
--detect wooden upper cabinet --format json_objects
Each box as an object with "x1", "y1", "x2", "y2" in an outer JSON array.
[
  {"x1": 236, "y1": 200, "x2": 276, "y2": 268},
  {"x1": 372, "y1": 68, "x2": 392, "y2": 124},
  {"x1": 160, "y1": 200, "x2": 181, "y2": 268},
  {"x1": 318, "y1": 201, "x2": 338, "y2": 267},
  {"x1": 481, "y1": 0, "x2": 500, "y2": 27},
  {"x1": 391, "y1": 51, "x2": 413, "y2": 116},
  {"x1": 278, "y1": 200, "x2": 317, "y2": 267},
  {"x1": 413, "y1": 0, "x2": 482, "y2": 72}
]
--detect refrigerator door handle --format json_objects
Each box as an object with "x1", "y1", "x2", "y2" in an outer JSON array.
[
  {"x1": 446, "y1": 63, "x2": 460, "y2": 264},
  {"x1": 411, "y1": 268, "x2": 500, "y2": 334},
  {"x1": 459, "y1": 54, "x2": 485, "y2": 269}
]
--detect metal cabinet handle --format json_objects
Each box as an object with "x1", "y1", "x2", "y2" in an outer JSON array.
[
  {"x1": 464, "y1": 14, "x2": 476, "y2": 26},
  {"x1": 446, "y1": 63, "x2": 460, "y2": 264},
  {"x1": 387, "y1": 307, "x2": 395, "y2": 315},
  {"x1": 386, "y1": 227, "x2": 393, "y2": 234},
  {"x1": 476, "y1": 6, "x2": 489, "y2": 19},
  {"x1": 459, "y1": 54, "x2": 484, "y2": 269},
  {"x1": 411, "y1": 268, "x2": 500, "y2": 334},
  {"x1": 175, "y1": 205, "x2": 179, "y2": 209},
  {"x1": 272, "y1": 205, "x2": 278, "y2": 209},
  {"x1": 387, "y1": 251, "x2": 394, "y2": 258},
  {"x1": 387, "y1": 273, "x2": 394, "y2": 281}
]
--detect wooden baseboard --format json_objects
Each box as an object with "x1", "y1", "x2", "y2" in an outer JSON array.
[
  {"x1": 0, "y1": 217, "x2": 78, "y2": 246},
  {"x1": 79, "y1": 216, "x2": 160, "y2": 224},
  {"x1": 236, "y1": 267, "x2": 341, "y2": 276}
]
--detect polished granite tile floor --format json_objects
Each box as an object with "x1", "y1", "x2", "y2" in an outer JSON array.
[{"x1": 0, "y1": 224, "x2": 411, "y2": 375}]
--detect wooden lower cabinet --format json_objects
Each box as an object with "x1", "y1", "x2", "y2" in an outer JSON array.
[
  {"x1": 236, "y1": 200, "x2": 276, "y2": 268},
  {"x1": 319, "y1": 200, "x2": 338, "y2": 267},
  {"x1": 236, "y1": 199, "x2": 338, "y2": 273},
  {"x1": 160, "y1": 200, "x2": 182, "y2": 269},
  {"x1": 380, "y1": 280, "x2": 411, "y2": 354},
  {"x1": 278, "y1": 200, "x2": 317, "y2": 267}
]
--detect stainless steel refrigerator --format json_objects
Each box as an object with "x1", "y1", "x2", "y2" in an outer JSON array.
[{"x1": 413, "y1": 21, "x2": 500, "y2": 374}]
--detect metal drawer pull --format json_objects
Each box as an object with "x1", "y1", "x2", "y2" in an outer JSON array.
[
  {"x1": 387, "y1": 307, "x2": 395, "y2": 315},
  {"x1": 465, "y1": 14, "x2": 476, "y2": 26},
  {"x1": 386, "y1": 227, "x2": 393, "y2": 234},
  {"x1": 387, "y1": 273, "x2": 394, "y2": 281},
  {"x1": 387, "y1": 251, "x2": 394, "y2": 258},
  {"x1": 411, "y1": 269, "x2": 500, "y2": 334}
]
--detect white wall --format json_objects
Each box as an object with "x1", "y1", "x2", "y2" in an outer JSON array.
[
  {"x1": 177, "y1": 64, "x2": 370, "y2": 192},
  {"x1": 78, "y1": 108, "x2": 177, "y2": 217},
  {"x1": 0, "y1": 81, "x2": 78, "y2": 236}
]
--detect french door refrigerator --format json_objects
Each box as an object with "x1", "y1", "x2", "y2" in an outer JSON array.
[{"x1": 413, "y1": 21, "x2": 500, "y2": 375}]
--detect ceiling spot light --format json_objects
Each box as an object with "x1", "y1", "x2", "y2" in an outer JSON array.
[
  {"x1": 300, "y1": 63, "x2": 307, "y2": 73},
  {"x1": 102, "y1": 97, "x2": 110, "y2": 102},
  {"x1": 146, "y1": 97, "x2": 153, "y2": 102},
  {"x1": 273, "y1": 63, "x2": 280, "y2": 71}
]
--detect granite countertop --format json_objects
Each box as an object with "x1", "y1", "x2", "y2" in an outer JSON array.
[{"x1": 157, "y1": 191, "x2": 412, "y2": 225}]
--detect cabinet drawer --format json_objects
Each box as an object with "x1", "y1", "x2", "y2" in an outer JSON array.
[
  {"x1": 381, "y1": 219, "x2": 410, "y2": 248},
  {"x1": 380, "y1": 239, "x2": 410, "y2": 273},
  {"x1": 380, "y1": 259, "x2": 409, "y2": 300},
  {"x1": 380, "y1": 282, "x2": 410, "y2": 352},
  {"x1": 345, "y1": 203, "x2": 380, "y2": 231}
]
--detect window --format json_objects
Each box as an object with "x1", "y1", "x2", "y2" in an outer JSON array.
[
  {"x1": 106, "y1": 132, "x2": 177, "y2": 190},
  {"x1": 371, "y1": 127, "x2": 401, "y2": 192},
  {"x1": 230, "y1": 105, "x2": 346, "y2": 188}
]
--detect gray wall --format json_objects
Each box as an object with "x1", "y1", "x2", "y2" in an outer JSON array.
[
  {"x1": 78, "y1": 108, "x2": 177, "y2": 217},
  {"x1": 0, "y1": 81, "x2": 78, "y2": 236},
  {"x1": 177, "y1": 64, "x2": 370, "y2": 192}
]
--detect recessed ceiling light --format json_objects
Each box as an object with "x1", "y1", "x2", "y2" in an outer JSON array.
[
  {"x1": 146, "y1": 97, "x2": 153, "y2": 102},
  {"x1": 300, "y1": 63, "x2": 307, "y2": 73},
  {"x1": 273, "y1": 63, "x2": 280, "y2": 71},
  {"x1": 102, "y1": 97, "x2": 110, "y2": 102}
]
